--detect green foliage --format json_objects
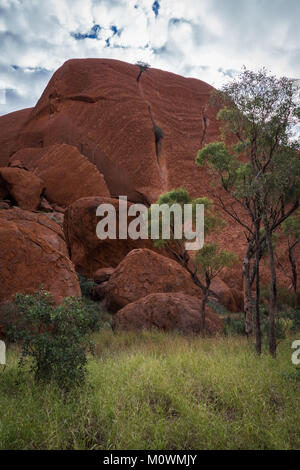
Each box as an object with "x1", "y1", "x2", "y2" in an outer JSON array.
[
  {"x1": 196, "y1": 68, "x2": 300, "y2": 219},
  {"x1": 223, "y1": 313, "x2": 246, "y2": 336},
  {"x1": 260, "y1": 283, "x2": 298, "y2": 308},
  {"x1": 136, "y1": 61, "x2": 150, "y2": 72},
  {"x1": 77, "y1": 273, "x2": 96, "y2": 298},
  {"x1": 282, "y1": 210, "x2": 300, "y2": 240},
  {"x1": 3, "y1": 290, "x2": 102, "y2": 390},
  {"x1": 148, "y1": 188, "x2": 224, "y2": 249},
  {"x1": 2, "y1": 332, "x2": 300, "y2": 449},
  {"x1": 153, "y1": 124, "x2": 165, "y2": 142},
  {"x1": 196, "y1": 243, "x2": 238, "y2": 280}
]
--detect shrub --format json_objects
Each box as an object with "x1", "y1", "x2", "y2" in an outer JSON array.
[
  {"x1": 77, "y1": 273, "x2": 96, "y2": 298},
  {"x1": 153, "y1": 124, "x2": 164, "y2": 143},
  {"x1": 223, "y1": 313, "x2": 246, "y2": 336},
  {"x1": 2, "y1": 290, "x2": 102, "y2": 390},
  {"x1": 136, "y1": 61, "x2": 150, "y2": 72}
]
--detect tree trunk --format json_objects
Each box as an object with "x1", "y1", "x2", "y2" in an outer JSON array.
[
  {"x1": 201, "y1": 290, "x2": 208, "y2": 335},
  {"x1": 254, "y1": 226, "x2": 262, "y2": 355},
  {"x1": 289, "y1": 243, "x2": 298, "y2": 308},
  {"x1": 243, "y1": 245, "x2": 253, "y2": 337},
  {"x1": 255, "y1": 247, "x2": 261, "y2": 355},
  {"x1": 265, "y1": 225, "x2": 277, "y2": 358}
]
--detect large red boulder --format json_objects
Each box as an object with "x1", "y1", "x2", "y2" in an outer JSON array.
[
  {"x1": 112, "y1": 293, "x2": 223, "y2": 335},
  {"x1": 0, "y1": 108, "x2": 32, "y2": 167},
  {"x1": 210, "y1": 277, "x2": 244, "y2": 313},
  {"x1": 0, "y1": 207, "x2": 81, "y2": 303},
  {"x1": 0, "y1": 167, "x2": 44, "y2": 210},
  {"x1": 104, "y1": 248, "x2": 202, "y2": 312},
  {"x1": 9, "y1": 144, "x2": 110, "y2": 207},
  {"x1": 63, "y1": 196, "x2": 164, "y2": 278},
  {"x1": 3, "y1": 59, "x2": 220, "y2": 204}
]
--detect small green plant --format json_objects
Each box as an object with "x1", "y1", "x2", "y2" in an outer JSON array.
[
  {"x1": 136, "y1": 61, "x2": 150, "y2": 72},
  {"x1": 3, "y1": 290, "x2": 102, "y2": 391},
  {"x1": 153, "y1": 124, "x2": 164, "y2": 143},
  {"x1": 223, "y1": 313, "x2": 246, "y2": 336},
  {"x1": 77, "y1": 273, "x2": 96, "y2": 298}
]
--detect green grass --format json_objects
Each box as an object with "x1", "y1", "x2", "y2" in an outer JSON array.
[{"x1": 0, "y1": 331, "x2": 300, "y2": 450}]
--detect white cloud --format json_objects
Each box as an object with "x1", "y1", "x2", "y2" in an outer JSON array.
[{"x1": 0, "y1": 0, "x2": 300, "y2": 115}]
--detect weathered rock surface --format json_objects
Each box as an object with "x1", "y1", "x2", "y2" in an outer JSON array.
[
  {"x1": 1, "y1": 59, "x2": 220, "y2": 204},
  {"x1": 0, "y1": 207, "x2": 81, "y2": 303},
  {"x1": 112, "y1": 293, "x2": 223, "y2": 335},
  {"x1": 63, "y1": 197, "x2": 165, "y2": 278},
  {"x1": 0, "y1": 108, "x2": 32, "y2": 167},
  {"x1": 9, "y1": 144, "x2": 110, "y2": 207},
  {"x1": 104, "y1": 248, "x2": 202, "y2": 312},
  {"x1": 210, "y1": 277, "x2": 244, "y2": 313},
  {"x1": 0, "y1": 167, "x2": 44, "y2": 210},
  {"x1": 0, "y1": 58, "x2": 296, "y2": 299},
  {"x1": 93, "y1": 267, "x2": 115, "y2": 284}
]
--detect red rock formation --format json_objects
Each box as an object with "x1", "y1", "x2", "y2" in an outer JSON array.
[
  {"x1": 0, "y1": 207, "x2": 81, "y2": 303},
  {"x1": 104, "y1": 248, "x2": 202, "y2": 312},
  {"x1": 63, "y1": 196, "x2": 167, "y2": 278},
  {"x1": 210, "y1": 277, "x2": 244, "y2": 313},
  {"x1": 1, "y1": 59, "x2": 219, "y2": 204},
  {"x1": 112, "y1": 293, "x2": 223, "y2": 335},
  {"x1": 0, "y1": 108, "x2": 32, "y2": 166},
  {"x1": 0, "y1": 58, "x2": 296, "y2": 299},
  {"x1": 93, "y1": 267, "x2": 115, "y2": 283},
  {"x1": 9, "y1": 144, "x2": 110, "y2": 206},
  {"x1": 0, "y1": 167, "x2": 44, "y2": 210}
]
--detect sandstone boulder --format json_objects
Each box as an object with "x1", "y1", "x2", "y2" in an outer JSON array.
[
  {"x1": 0, "y1": 108, "x2": 32, "y2": 167},
  {"x1": 112, "y1": 293, "x2": 223, "y2": 335},
  {"x1": 63, "y1": 197, "x2": 163, "y2": 278},
  {"x1": 3, "y1": 59, "x2": 222, "y2": 205},
  {"x1": 9, "y1": 144, "x2": 110, "y2": 207},
  {"x1": 210, "y1": 277, "x2": 244, "y2": 313},
  {"x1": 0, "y1": 207, "x2": 81, "y2": 303},
  {"x1": 93, "y1": 267, "x2": 115, "y2": 284},
  {"x1": 0, "y1": 167, "x2": 44, "y2": 210},
  {"x1": 104, "y1": 248, "x2": 202, "y2": 312}
]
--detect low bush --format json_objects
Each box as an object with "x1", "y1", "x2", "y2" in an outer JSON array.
[{"x1": 2, "y1": 290, "x2": 103, "y2": 390}]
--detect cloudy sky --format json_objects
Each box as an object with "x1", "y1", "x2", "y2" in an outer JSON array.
[{"x1": 0, "y1": 0, "x2": 300, "y2": 115}]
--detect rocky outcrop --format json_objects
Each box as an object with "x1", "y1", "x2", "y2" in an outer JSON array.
[
  {"x1": 93, "y1": 267, "x2": 115, "y2": 283},
  {"x1": 63, "y1": 197, "x2": 164, "y2": 278},
  {"x1": 0, "y1": 59, "x2": 220, "y2": 204},
  {"x1": 112, "y1": 293, "x2": 223, "y2": 335},
  {"x1": 0, "y1": 167, "x2": 44, "y2": 210},
  {"x1": 9, "y1": 144, "x2": 110, "y2": 207},
  {"x1": 104, "y1": 248, "x2": 202, "y2": 312},
  {"x1": 0, "y1": 207, "x2": 81, "y2": 303},
  {"x1": 210, "y1": 278, "x2": 244, "y2": 313},
  {"x1": 0, "y1": 108, "x2": 32, "y2": 167}
]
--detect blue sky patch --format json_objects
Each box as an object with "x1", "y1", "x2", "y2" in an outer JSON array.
[
  {"x1": 152, "y1": 1, "x2": 160, "y2": 17},
  {"x1": 71, "y1": 24, "x2": 101, "y2": 40}
]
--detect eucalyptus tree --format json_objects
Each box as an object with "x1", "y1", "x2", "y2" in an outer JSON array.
[{"x1": 196, "y1": 68, "x2": 300, "y2": 355}]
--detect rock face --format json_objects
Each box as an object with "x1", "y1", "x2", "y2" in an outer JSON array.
[
  {"x1": 0, "y1": 108, "x2": 32, "y2": 167},
  {"x1": 93, "y1": 267, "x2": 115, "y2": 284},
  {"x1": 210, "y1": 278, "x2": 244, "y2": 313},
  {"x1": 112, "y1": 293, "x2": 223, "y2": 335},
  {"x1": 0, "y1": 207, "x2": 81, "y2": 303},
  {"x1": 63, "y1": 197, "x2": 164, "y2": 278},
  {"x1": 0, "y1": 58, "x2": 296, "y2": 307},
  {"x1": 9, "y1": 144, "x2": 110, "y2": 207},
  {"x1": 104, "y1": 248, "x2": 202, "y2": 312},
  {"x1": 0, "y1": 167, "x2": 44, "y2": 210},
  {"x1": 0, "y1": 59, "x2": 220, "y2": 204}
]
